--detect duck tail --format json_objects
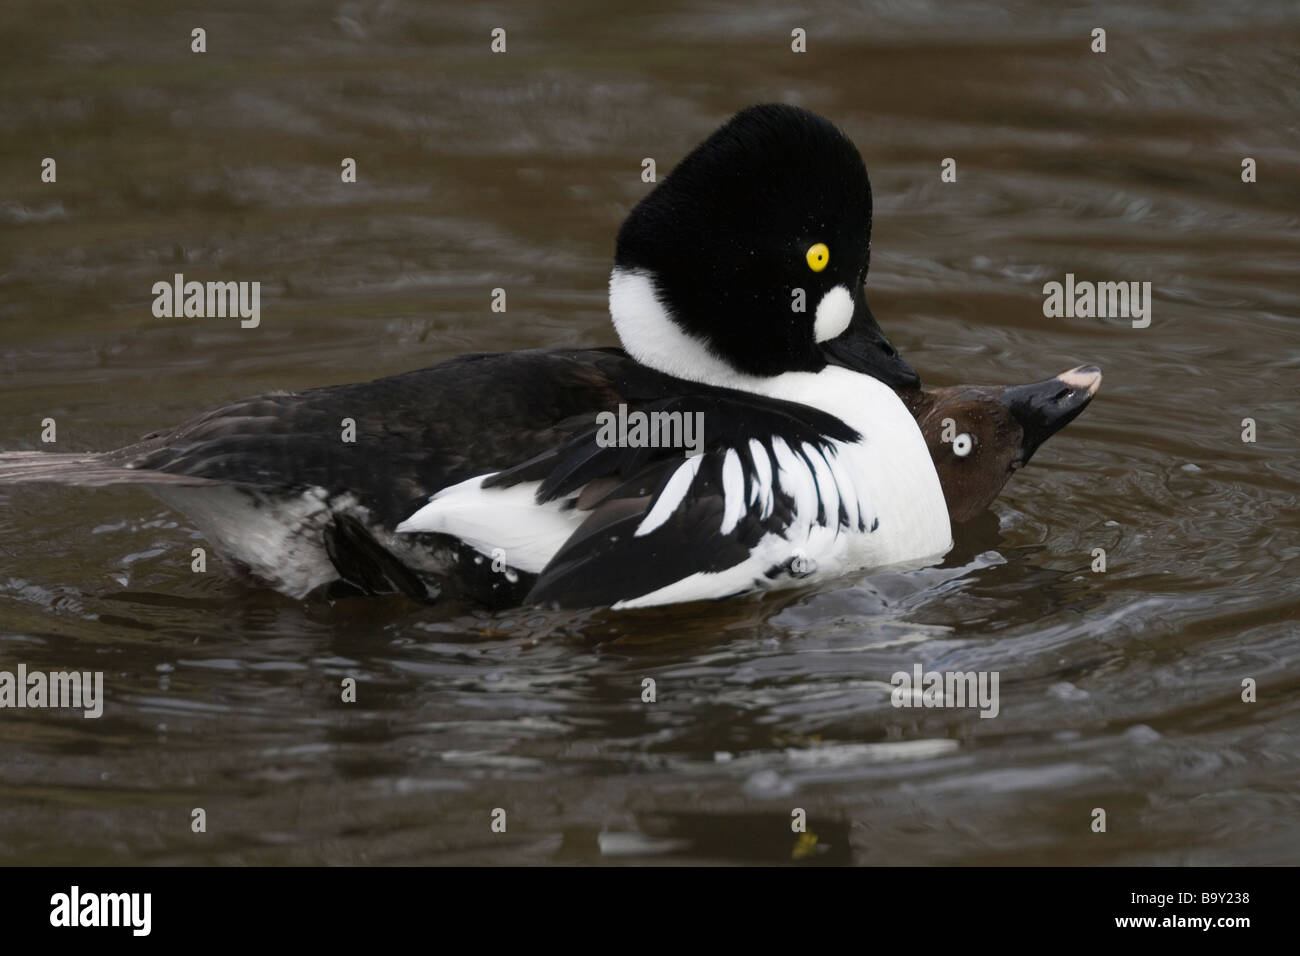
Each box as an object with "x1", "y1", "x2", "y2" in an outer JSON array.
[{"x1": 0, "y1": 450, "x2": 214, "y2": 488}]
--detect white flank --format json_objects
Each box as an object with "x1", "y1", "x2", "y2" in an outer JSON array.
[
  {"x1": 753, "y1": 367, "x2": 951, "y2": 570},
  {"x1": 823, "y1": 447, "x2": 860, "y2": 531}
]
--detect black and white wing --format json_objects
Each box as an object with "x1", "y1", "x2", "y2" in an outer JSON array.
[{"x1": 400, "y1": 386, "x2": 874, "y2": 608}]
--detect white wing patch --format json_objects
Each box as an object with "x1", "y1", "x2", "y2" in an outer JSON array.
[
  {"x1": 636, "y1": 436, "x2": 867, "y2": 545},
  {"x1": 396, "y1": 474, "x2": 582, "y2": 573},
  {"x1": 719, "y1": 449, "x2": 745, "y2": 535},
  {"x1": 634, "y1": 453, "x2": 703, "y2": 538},
  {"x1": 770, "y1": 437, "x2": 816, "y2": 521},
  {"x1": 748, "y1": 438, "x2": 774, "y2": 519}
]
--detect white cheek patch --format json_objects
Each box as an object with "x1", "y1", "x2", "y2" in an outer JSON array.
[
  {"x1": 610, "y1": 267, "x2": 748, "y2": 387},
  {"x1": 813, "y1": 285, "x2": 854, "y2": 343}
]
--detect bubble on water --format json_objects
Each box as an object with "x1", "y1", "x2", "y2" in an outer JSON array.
[
  {"x1": 1049, "y1": 681, "x2": 1090, "y2": 701},
  {"x1": 743, "y1": 769, "x2": 795, "y2": 798},
  {"x1": 1124, "y1": 724, "x2": 1161, "y2": 743},
  {"x1": 598, "y1": 832, "x2": 691, "y2": 857}
]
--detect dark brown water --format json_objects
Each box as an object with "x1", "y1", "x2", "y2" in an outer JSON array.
[{"x1": 1, "y1": 1, "x2": 1297, "y2": 865}]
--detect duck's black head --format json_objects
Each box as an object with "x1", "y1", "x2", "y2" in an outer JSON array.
[{"x1": 611, "y1": 104, "x2": 918, "y2": 388}]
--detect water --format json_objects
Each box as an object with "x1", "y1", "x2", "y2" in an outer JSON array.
[{"x1": 1, "y1": 0, "x2": 1297, "y2": 865}]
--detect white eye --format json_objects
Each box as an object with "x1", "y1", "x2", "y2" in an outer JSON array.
[{"x1": 952, "y1": 433, "x2": 973, "y2": 457}]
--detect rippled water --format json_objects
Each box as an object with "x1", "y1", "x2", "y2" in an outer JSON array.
[{"x1": 1, "y1": 1, "x2": 1298, "y2": 865}]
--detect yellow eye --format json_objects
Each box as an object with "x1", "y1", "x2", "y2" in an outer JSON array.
[{"x1": 805, "y1": 242, "x2": 829, "y2": 272}]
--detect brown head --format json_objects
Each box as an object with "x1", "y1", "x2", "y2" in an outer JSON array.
[{"x1": 901, "y1": 365, "x2": 1102, "y2": 522}]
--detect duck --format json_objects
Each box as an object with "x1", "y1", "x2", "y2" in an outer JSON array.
[
  {"x1": 0, "y1": 105, "x2": 1100, "y2": 609},
  {"x1": 899, "y1": 365, "x2": 1102, "y2": 524}
]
